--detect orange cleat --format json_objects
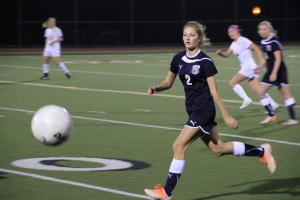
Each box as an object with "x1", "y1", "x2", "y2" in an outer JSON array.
[
  {"x1": 144, "y1": 184, "x2": 171, "y2": 200},
  {"x1": 260, "y1": 115, "x2": 278, "y2": 125},
  {"x1": 260, "y1": 143, "x2": 276, "y2": 174}
]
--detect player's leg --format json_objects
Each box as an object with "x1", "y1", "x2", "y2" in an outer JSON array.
[
  {"x1": 53, "y1": 55, "x2": 71, "y2": 79},
  {"x1": 248, "y1": 77, "x2": 279, "y2": 110},
  {"x1": 257, "y1": 81, "x2": 277, "y2": 124},
  {"x1": 41, "y1": 51, "x2": 51, "y2": 80},
  {"x1": 278, "y1": 85, "x2": 298, "y2": 125},
  {"x1": 144, "y1": 127, "x2": 201, "y2": 199},
  {"x1": 201, "y1": 127, "x2": 276, "y2": 173},
  {"x1": 229, "y1": 73, "x2": 252, "y2": 109}
]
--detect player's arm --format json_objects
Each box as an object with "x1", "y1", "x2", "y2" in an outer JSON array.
[
  {"x1": 250, "y1": 43, "x2": 266, "y2": 73},
  {"x1": 207, "y1": 75, "x2": 238, "y2": 129},
  {"x1": 148, "y1": 71, "x2": 176, "y2": 96},
  {"x1": 50, "y1": 36, "x2": 63, "y2": 46},
  {"x1": 270, "y1": 50, "x2": 282, "y2": 81},
  {"x1": 216, "y1": 48, "x2": 232, "y2": 57}
]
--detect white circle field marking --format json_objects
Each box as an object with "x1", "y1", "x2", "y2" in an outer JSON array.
[{"x1": 12, "y1": 157, "x2": 133, "y2": 171}]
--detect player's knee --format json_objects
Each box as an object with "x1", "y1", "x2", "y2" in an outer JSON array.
[
  {"x1": 172, "y1": 141, "x2": 185, "y2": 154},
  {"x1": 252, "y1": 89, "x2": 258, "y2": 95},
  {"x1": 229, "y1": 81, "x2": 236, "y2": 88},
  {"x1": 256, "y1": 90, "x2": 265, "y2": 99},
  {"x1": 210, "y1": 147, "x2": 225, "y2": 157},
  {"x1": 212, "y1": 150, "x2": 224, "y2": 157}
]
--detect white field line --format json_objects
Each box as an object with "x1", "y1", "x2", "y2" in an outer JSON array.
[
  {"x1": 134, "y1": 109, "x2": 151, "y2": 112},
  {"x1": 14, "y1": 55, "x2": 300, "y2": 72},
  {"x1": 0, "y1": 107, "x2": 299, "y2": 147},
  {"x1": 0, "y1": 168, "x2": 148, "y2": 199},
  {"x1": 1, "y1": 80, "x2": 300, "y2": 109},
  {"x1": 1, "y1": 64, "x2": 300, "y2": 86},
  {"x1": 89, "y1": 111, "x2": 107, "y2": 114},
  {"x1": 16, "y1": 56, "x2": 167, "y2": 68},
  {"x1": 0, "y1": 64, "x2": 163, "y2": 79}
]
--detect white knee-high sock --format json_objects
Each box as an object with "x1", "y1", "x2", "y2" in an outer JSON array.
[
  {"x1": 265, "y1": 93, "x2": 277, "y2": 107},
  {"x1": 58, "y1": 63, "x2": 69, "y2": 74},
  {"x1": 233, "y1": 84, "x2": 250, "y2": 100},
  {"x1": 43, "y1": 64, "x2": 50, "y2": 73}
]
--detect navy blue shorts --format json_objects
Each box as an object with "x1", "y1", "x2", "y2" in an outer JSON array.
[
  {"x1": 262, "y1": 69, "x2": 288, "y2": 86},
  {"x1": 185, "y1": 111, "x2": 217, "y2": 134}
]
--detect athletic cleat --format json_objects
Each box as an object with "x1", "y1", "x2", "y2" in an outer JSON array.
[
  {"x1": 144, "y1": 184, "x2": 171, "y2": 200},
  {"x1": 282, "y1": 119, "x2": 299, "y2": 126},
  {"x1": 65, "y1": 73, "x2": 71, "y2": 79},
  {"x1": 260, "y1": 115, "x2": 278, "y2": 125},
  {"x1": 240, "y1": 98, "x2": 252, "y2": 109},
  {"x1": 40, "y1": 76, "x2": 49, "y2": 80},
  {"x1": 260, "y1": 143, "x2": 276, "y2": 174}
]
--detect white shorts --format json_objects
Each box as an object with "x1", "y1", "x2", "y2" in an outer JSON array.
[
  {"x1": 43, "y1": 50, "x2": 61, "y2": 57},
  {"x1": 238, "y1": 62, "x2": 259, "y2": 79}
]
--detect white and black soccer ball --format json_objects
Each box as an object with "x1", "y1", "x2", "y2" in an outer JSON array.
[{"x1": 31, "y1": 105, "x2": 73, "y2": 146}]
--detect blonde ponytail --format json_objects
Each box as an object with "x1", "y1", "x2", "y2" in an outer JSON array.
[
  {"x1": 42, "y1": 21, "x2": 48, "y2": 28},
  {"x1": 42, "y1": 17, "x2": 56, "y2": 28}
]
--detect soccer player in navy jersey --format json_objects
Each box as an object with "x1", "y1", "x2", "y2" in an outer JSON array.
[
  {"x1": 256, "y1": 21, "x2": 298, "y2": 126},
  {"x1": 144, "y1": 21, "x2": 276, "y2": 200}
]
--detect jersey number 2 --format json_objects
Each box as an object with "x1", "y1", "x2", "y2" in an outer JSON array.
[{"x1": 185, "y1": 75, "x2": 192, "y2": 85}]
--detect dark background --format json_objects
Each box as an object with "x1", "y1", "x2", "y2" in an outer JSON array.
[{"x1": 1, "y1": 0, "x2": 299, "y2": 47}]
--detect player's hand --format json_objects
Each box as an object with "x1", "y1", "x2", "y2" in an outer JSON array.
[
  {"x1": 50, "y1": 41, "x2": 57, "y2": 46},
  {"x1": 216, "y1": 49, "x2": 222, "y2": 55},
  {"x1": 270, "y1": 73, "x2": 277, "y2": 82},
  {"x1": 254, "y1": 66, "x2": 262, "y2": 74},
  {"x1": 147, "y1": 87, "x2": 157, "y2": 96},
  {"x1": 224, "y1": 115, "x2": 238, "y2": 129}
]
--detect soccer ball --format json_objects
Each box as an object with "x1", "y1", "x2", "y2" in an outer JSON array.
[{"x1": 31, "y1": 105, "x2": 73, "y2": 146}]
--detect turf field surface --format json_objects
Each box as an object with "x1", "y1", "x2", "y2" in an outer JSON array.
[{"x1": 0, "y1": 48, "x2": 300, "y2": 199}]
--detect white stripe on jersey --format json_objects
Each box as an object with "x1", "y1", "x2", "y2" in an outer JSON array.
[
  {"x1": 181, "y1": 56, "x2": 213, "y2": 64},
  {"x1": 261, "y1": 40, "x2": 284, "y2": 50}
]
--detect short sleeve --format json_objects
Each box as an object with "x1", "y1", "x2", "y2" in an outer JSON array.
[
  {"x1": 229, "y1": 42, "x2": 235, "y2": 51},
  {"x1": 271, "y1": 41, "x2": 283, "y2": 52},
  {"x1": 241, "y1": 37, "x2": 252, "y2": 49},
  {"x1": 203, "y1": 59, "x2": 218, "y2": 78},
  {"x1": 170, "y1": 54, "x2": 179, "y2": 74}
]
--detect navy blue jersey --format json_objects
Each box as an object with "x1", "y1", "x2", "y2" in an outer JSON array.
[
  {"x1": 170, "y1": 50, "x2": 218, "y2": 114},
  {"x1": 260, "y1": 36, "x2": 287, "y2": 73}
]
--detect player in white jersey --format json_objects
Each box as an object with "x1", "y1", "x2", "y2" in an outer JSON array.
[
  {"x1": 40, "y1": 17, "x2": 70, "y2": 80},
  {"x1": 216, "y1": 25, "x2": 278, "y2": 110}
]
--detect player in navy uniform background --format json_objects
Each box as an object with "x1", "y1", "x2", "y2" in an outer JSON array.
[
  {"x1": 144, "y1": 21, "x2": 276, "y2": 200},
  {"x1": 256, "y1": 21, "x2": 298, "y2": 126},
  {"x1": 216, "y1": 25, "x2": 278, "y2": 110}
]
